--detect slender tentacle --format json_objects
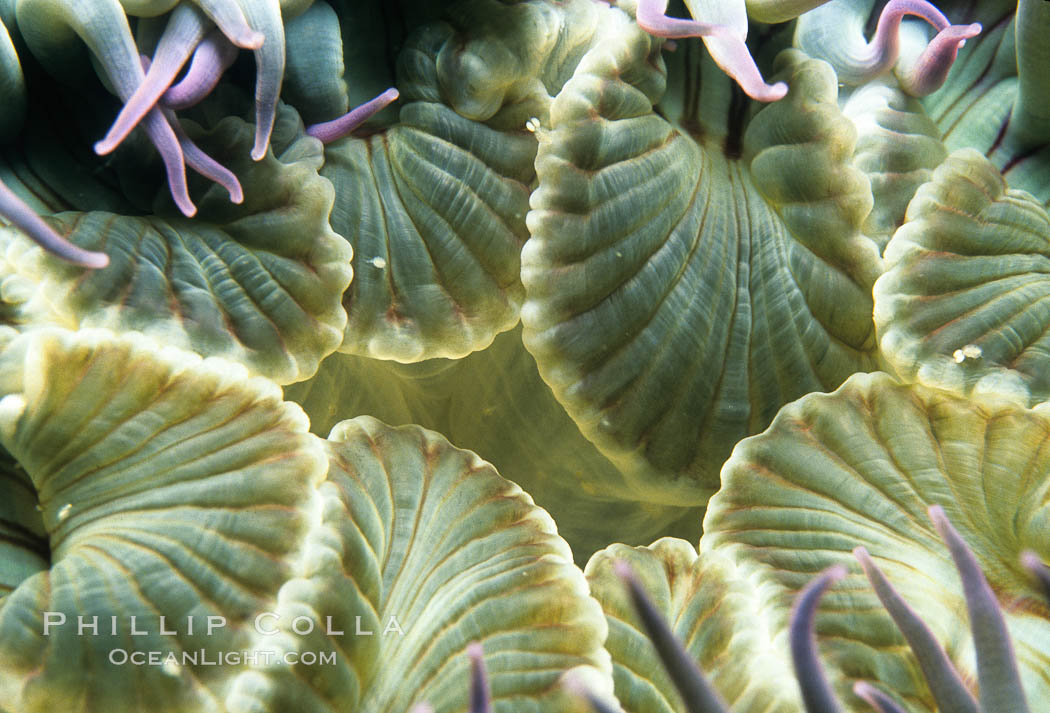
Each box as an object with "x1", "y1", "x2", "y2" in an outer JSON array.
[
  {"x1": 234, "y1": 0, "x2": 284, "y2": 160},
  {"x1": 852, "y1": 682, "x2": 910, "y2": 713},
  {"x1": 161, "y1": 28, "x2": 238, "y2": 109},
  {"x1": 613, "y1": 560, "x2": 731, "y2": 713},
  {"x1": 138, "y1": 54, "x2": 243, "y2": 204},
  {"x1": 929, "y1": 506, "x2": 1031, "y2": 713},
  {"x1": 789, "y1": 565, "x2": 847, "y2": 713},
  {"x1": 467, "y1": 642, "x2": 491, "y2": 713},
  {"x1": 188, "y1": 0, "x2": 263, "y2": 48},
  {"x1": 0, "y1": 179, "x2": 109, "y2": 267},
  {"x1": 633, "y1": 0, "x2": 786, "y2": 101},
  {"x1": 898, "y1": 21, "x2": 981, "y2": 96},
  {"x1": 797, "y1": 0, "x2": 979, "y2": 91},
  {"x1": 305, "y1": 88, "x2": 399, "y2": 144},
  {"x1": 17, "y1": 0, "x2": 198, "y2": 215},
  {"x1": 95, "y1": 2, "x2": 209, "y2": 155},
  {"x1": 854, "y1": 547, "x2": 979, "y2": 713},
  {"x1": 636, "y1": 0, "x2": 728, "y2": 37}
]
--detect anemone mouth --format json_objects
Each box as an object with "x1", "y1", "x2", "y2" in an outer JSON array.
[
  {"x1": 0, "y1": 447, "x2": 49, "y2": 597},
  {"x1": 655, "y1": 22, "x2": 793, "y2": 159}
]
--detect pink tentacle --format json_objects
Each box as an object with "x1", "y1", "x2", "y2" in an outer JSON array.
[
  {"x1": 306, "y1": 88, "x2": 400, "y2": 144},
  {"x1": 900, "y1": 22, "x2": 981, "y2": 96},
  {"x1": 95, "y1": 4, "x2": 208, "y2": 156},
  {"x1": 162, "y1": 29, "x2": 239, "y2": 110},
  {"x1": 0, "y1": 179, "x2": 109, "y2": 268}
]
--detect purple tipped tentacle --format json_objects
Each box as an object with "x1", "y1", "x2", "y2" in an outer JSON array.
[
  {"x1": 140, "y1": 103, "x2": 197, "y2": 216},
  {"x1": 613, "y1": 559, "x2": 731, "y2": 713},
  {"x1": 635, "y1": 0, "x2": 730, "y2": 38},
  {"x1": 237, "y1": 0, "x2": 284, "y2": 161},
  {"x1": 928, "y1": 506, "x2": 1031, "y2": 713},
  {"x1": 0, "y1": 179, "x2": 109, "y2": 267},
  {"x1": 305, "y1": 88, "x2": 400, "y2": 144},
  {"x1": 865, "y1": 0, "x2": 952, "y2": 75},
  {"x1": 789, "y1": 565, "x2": 847, "y2": 713},
  {"x1": 1021, "y1": 551, "x2": 1050, "y2": 603},
  {"x1": 798, "y1": 0, "x2": 974, "y2": 88},
  {"x1": 138, "y1": 55, "x2": 241, "y2": 205},
  {"x1": 190, "y1": 0, "x2": 264, "y2": 49},
  {"x1": 852, "y1": 682, "x2": 910, "y2": 713},
  {"x1": 38, "y1": 2, "x2": 197, "y2": 216},
  {"x1": 162, "y1": 106, "x2": 243, "y2": 204},
  {"x1": 853, "y1": 547, "x2": 979, "y2": 713},
  {"x1": 632, "y1": 0, "x2": 786, "y2": 101},
  {"x1": 704, "y1": 35, "x2": 788, "y2": 102},
  {"x1": 95, "y1": 3, "x2": 209, "y2": 156},
  {"x1": 162, "y1": 28, "x2": 238, "y2": 109},
  {"x1": 899, "y1": 21, "x2": 981, "y2": 96},
  {"x1": 467, "y1": 642, "x2": 491, "y2": 713},
  {"x1": 132, "y1": 55, "x2": 196, "y2": 216}
]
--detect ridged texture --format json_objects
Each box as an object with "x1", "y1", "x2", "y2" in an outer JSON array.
[
  {"x1": 227, "y1": 416, "x2": 613, "y2": 713},
  {"x1": 0, "y1": 327, "x2": 328, "y2": 713},
  {"x1": 844, "y1": 79, "x2": 947, "y2": 252},
  {"x1": 523, "y1": 13, "x2": 881, "y2": 504},
  {"x1": 586, "y1": 539, "x2": 801, "y2": 713},
  {"x1": 324, "y1": 103, "x2": 532, "y2": 362},
  {"x1": 874, "y1": 149, "x2": 1050, "y2": 404},
  {"x1": 326, "y1": 0, "x2": 603, "y2": 363},
  {"x1": 702, "y1": 372, "x2": 1050, "y2": 711},
  {"x1": 921, "y1": 3, "x2": 1050, "y2": 205},
  {"x1": 0, "y1": 106, "x2": 353, "y2": 384}
]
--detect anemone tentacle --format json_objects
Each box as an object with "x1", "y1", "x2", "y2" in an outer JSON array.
[
  {"x1": 16, "y1": 0, "x2": 200, "y2": 215},
  {"x1": 138, "y1": 54, "x2": 243, "y2": 204},
  {"x1": 161, "y1": 27, "x2": 238, "y2": 109},
  {"x1": 852, "y1": 682, "x2": 909, "y2": 713},
  {"x1": 635, "y1": 0, "x2": 729, "y2": 38},
  {"x1": 898, "y1": 19, "x2": 980, "y2": 96},
  {"x1": 236, "y1": 0, "x2": 285, "y2": 160},
  {"x1": 1022, "y1": 551, "x2": 1050, "y2": 602},
  {"x1": 612, "y1": 559, "x2": 731, "y2": 713},
  {"x1": 162, "y1": 105, "x2": 243, "y2": 203},
  {"x1": 854, "y1": 546, "x2": 980, "y2": 713},
  {"x1": 633, "y1": 0, "x2": 787, "y2": 101},
  {"x1": 796, "y1": 0, "x2": 980, "y2": 95},
  {"x1": 1009, "y1": 0, "x2": 1050, "y2": 147},
  {"x1": 0, "y1": 179, "x2": 109, "y2": 267},
  {"x1": 929, "y1": 506, "x2": 1031, "y2": 713},
  {"x1": 467, "y1": 643, "x2": 492, "y2": 713},
  {"x1": 188, "y1": 0, "x2": 264, "y2": 49},
  {"x1": 95, "y1": 2, "x2": 209, "y2": 156},
  {"x1": 305, "y1": 87, "x2": 400, "y2": 144},
  {"x1": 789, "y1": 566, "x2": 847, "y2": 713}
]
